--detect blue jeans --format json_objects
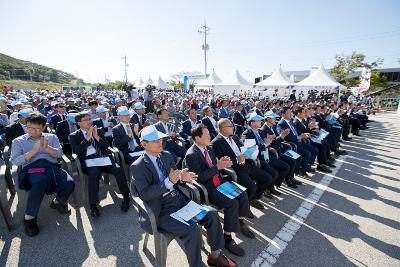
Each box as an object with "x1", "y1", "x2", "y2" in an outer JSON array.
[{"x1": 26, "y1": 172, "x2": 75, "y2": 217}]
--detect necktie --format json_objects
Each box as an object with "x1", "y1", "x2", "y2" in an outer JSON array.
[
  {"x1": 288, "y1": 121, "x2": 298, "y2": 136},
  {"x1": 204, "y1": 150, "x2": 221, "y2": 187},
  {"x1": 156, "y1": 156, "x2": 169, "y2": 181},
  {"x1": 255, "y1": 132, "x2": 265, "y2": 145}
]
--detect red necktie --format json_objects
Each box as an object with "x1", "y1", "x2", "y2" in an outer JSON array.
[{"x1": 204, "y1": 149, "x2": 221, "y2": 187}]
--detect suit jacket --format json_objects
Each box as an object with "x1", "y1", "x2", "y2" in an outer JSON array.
[
  {"x1": 201, "y1": 116, "x2": 218, "y2": 138},
  {"x1": 5, "y1": 121, "x2": 25, "y2": 147},
  {"x1": 50, "y1": 113, "x2": 66, "y2": 129},
  {"x1": 69, "y1": 128, "x2": 109, "y2": 161},
  {"x1": 276, "y1": 118, "x2": 299, "y2": 144},
  {"x1": 184, "y1": 144, "x2": 220, "y2": 191},
  {"x1": 259, "y1": 124, "x2": 286, "y2": 154},
  {"x1": 153, "y1": 121, "x2": 169, "y2": 134},
  {"x1": 210, "y1": 134, "x2": 242, "y2": 170},
  {"x1": 218, "y1": 107, "x2": 229, "y2": 119},
  {"x1": 93, "y1": 118, "x2": 118, "y2": 135},
  {"x1": 130, "y1": 113, "x2": 147, "y2": 129},
  {"x1": 112, "y1": 123, "x2": 141, "y2": 155},
  {"x1": 179, "y1": 119, "x2": 199, "y2": 140},
  {"x1": 232, "y1": 111, "x2": 246, "y2": 127},
  {"x1": 56, "y1": 120, "x2": 72, "y2": 145},
  {"x1": 130, "y1": 151, "x2": 178, "y2": 231},
  {"x1": 292, "y1": 118, "x2": 309, "y2": 135}
]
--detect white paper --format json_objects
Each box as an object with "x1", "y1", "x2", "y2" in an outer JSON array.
[
  {"x1": 129, "y1": 151, "x2": 145, "y2": 157},
  {"x1": 244, "y1": 139, "x2": 256, "y2": 148},
  {"x1": 310, "y1": 135, "x2": 322, "y2": 144},
  {"x1": 175, "y1": 201, "x2": 205, "y2": 221},
  {"x1": 232, "y1": 181, "x2": 247, "y2": 191},
  {"x1": 86, "y1": 145, "x2": 96, "y2": 156},
  {"x1": 284, "y1": 150, "x2": 301, "y2": 159},
  {"x1": 85, "y1": 157, "x2": 112, "y2": 167}
]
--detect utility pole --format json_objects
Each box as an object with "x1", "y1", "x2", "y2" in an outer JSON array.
[
  {"x1": 121, "y1": 55, "x2": 129, "y2": 84},
  {"x1": 198, "y1": 21, "x2": 210, "y2": 78}
]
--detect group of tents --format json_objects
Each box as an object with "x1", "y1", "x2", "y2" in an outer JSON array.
[{"x1": 132, "y1": 63, "x2": 345, "y2": 96}]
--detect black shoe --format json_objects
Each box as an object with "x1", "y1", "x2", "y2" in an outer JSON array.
[
  {"x1": 292, "y1": 178, "x2": 302, "y2": 185},
  {"x1": 121, "y1": 197, "x2": 130, "y2": 212},
  {"x1": 270, "y1": 187, "x2": 282, "y2": 196},
  {"x1": 24, "y1": 218, "x2": 40, "y2": 237},
  {"x1": 225, "y1": 240, "x2": 245, "y2": 256},
  {"x1": 343, "y1": 137, "x2": 352, "y2": 141},
  {"x1": 247, "y1": 212, "x2": 255, "y2": 219},
  {"x1": 339, "y1": 150, "x2": 347, "y2": 155},
  {"x1": 325, "y1": 161, "x2": 336, "y2": 168},
  {"x1": 317, "y1": 164, "x2": 332, "y2": 173},
  {"x1": 250, "y1": 200, "x2": 264, "y2": 210},
  {"x1": 50, "y1": 199, "x2": 71, "y2": 214},
  {"x1": 305, "y1": 166, "x2": 316, "y2": 173},
  {"x1": 327, "y1": 157, "x2": 336, "y2": 163},
  {"x1": 297, "y1": 169, "x2": 309, "y2": 178},
  {"x1": 90, "y1": 205, "x2": 100, "y2": 218},
  {"x1": 240, "y1": 224, "x2": 255, "y2": 239},
  {"x1": 353, "y1": 132, "x2": 361, "y2": 136},
  {"x1": 285, "y1": 181, "x2": 298, "y2": 188},
  {"x1": 263, "y1": 190, "x2": 274, "y2": 199}
]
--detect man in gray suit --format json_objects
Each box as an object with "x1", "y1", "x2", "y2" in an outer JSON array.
[{"x1": 131, "y1": 125, "x2": 236, "y2": 267}]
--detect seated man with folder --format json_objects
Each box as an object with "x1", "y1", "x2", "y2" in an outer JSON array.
[
  {"x1": 131, "y1": 125, "x2": 236, "y2": 267},
  {"x1": 69, "y1": 111, "x2": 130, "y2": 218},
  {"x1": 184, "y1": 124, "x2": 255, "y2": 257}
]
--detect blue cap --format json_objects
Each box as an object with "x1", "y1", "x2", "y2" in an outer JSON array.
[
  {"x1": 19, "y1": 108, "x2": 33, "y2": 118},
  {"x1": 248, "y1": 113, "x2": 264, "y2": 121},
  {"x1": 264, "y1": 111, "x2": 279, "y2": 119},
  {"x1": 96, "y1": 106, "x2": 109, "y2": 113},
  {"x1": 117, "y1": 106, "x2": 131, "y2": 116},
  {"x1": 114, "y1": 98, "x2": 122, "y2": 103},
  {"x1": 11, "y1": 100, "x2": 22, "y2": 107},
  {"x1": 134, "y1": 102, "x2": 146, "y2": 110},
  {"x1": 0, "y1": 97, "x2": 7, "y2": 103},
  {"x1": 140, "y1": 125, "x2": 168, "y2": 141},
  {"x1": 202, "y1": 105, "x2": 210, "y2": 110}
]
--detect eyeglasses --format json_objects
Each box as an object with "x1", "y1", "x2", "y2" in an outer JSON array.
[
  {"x1": 80, "y1": 118, "x2": 92, "y2": 122},
  {"x1": 222, "y1": 124, "x2": 234, "y2": 128}
]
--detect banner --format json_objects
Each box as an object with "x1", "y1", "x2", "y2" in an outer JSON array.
[{"x1": 183, "y1": 75, "x2": 189, "y2": 95}]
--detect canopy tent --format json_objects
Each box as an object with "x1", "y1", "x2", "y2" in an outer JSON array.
[
  {"x1": 255, "y1": 65, "x2": 294, "y2": 89},
  {"x1": 294, "y1": 63, "x2": 345, "y2": 90},
  {"x1": 148, "y1": 75, "x2": 170, "y2": 90},
  {"x1": 194, "y1": 70, "x2": 222, "y2": 92},
  {"x1": 134, "y1": 77, "x2": 145, "y2": 88},
  {"x1": 147, "y1": 76, "x2": 154, "y2": 86},
  {"x1": 214, "y1": 69, "x2": 252, "y2": 95}
]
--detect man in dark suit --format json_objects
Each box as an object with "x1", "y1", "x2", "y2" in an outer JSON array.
[
  {"x1": 292, "y1": 107, "x2": 333, "y2": 173},
  {"x1": 6, "y1": 109, "x2": 29, "y2": 147},
  {"x1": 153, "y1": 108, "x2": 186, "y2": 167},
  {"x1": 50, "y1": 103, "x2": 67, "y2": 130},
  {"x1": 131, "y1": 125, "x2": 236, "y2": 267},
  {"x1": 184, "y1": 124, "x2": 255, "y2": 257},
  {"x1": 218, "y1": 100, "x2": 230, "y2": 119},
  {"x1": 112, "y1": 106, "x2": 143, "y2": 165},
  {"x1": 92, "y1": 106, "x2": 117, "y2": 146},
  {"x1": 69, "y1": 111, "x2": 130, "y2": 218},
  {"x1": 276, "y1": 106, "x2": 318, "y2": 177},
  {"x1": 179, "y1": 108, "x2": 200, "y2": 141},
  {"x1": 129, "y1": 102, "x2": 149, "y2": 130},
  {"x1": 260, "y1": 111, "x2": 301, "y2": 188},
  {"x1": 232, "y1": 102, "x2": 246, "y2": 137},
  {"x1": 242, "y1": 113, "x2": 289, "y2": 197},
  {"x1": 56, "y1": 111, "x2": 79, "y2": 156},
  {"x1": 201, "y1": 105, "x2": 218, "y2": 138},
  {"x1": 211, "y1": 118, "x2": 272, "y2": 210}
]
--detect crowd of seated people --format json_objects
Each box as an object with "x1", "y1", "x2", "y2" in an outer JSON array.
[{"x1": 1, "y1": 88, "x2": 372, "y2": 267}]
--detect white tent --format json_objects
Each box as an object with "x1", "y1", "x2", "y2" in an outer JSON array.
[
  {"x1": 147, "y1": 76, "x2": 154, "y2": 86},
  {"x1": 155, "y1": 76, "x2": 170, "y2": 89},
  {"x1": 214, "y1": 69, "x2": 252, "y2": 95},
  {"x1": 194, "y1": 70, "x2": 222, "y2": 92},
  {"x1": 295, "y1": 63, "x2": 345, "y2": 90},
  {"x1": 134, "y1": 77, "x2": 145, "y2": 88},
  {"x1": 255, "y1": 65, "x2": 293, "y2": 89}
]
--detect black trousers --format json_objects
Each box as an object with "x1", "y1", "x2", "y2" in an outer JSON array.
[
  {"x1": 234, "y1": 164, "x2": 271, "y2": 200},
  {"x1": 82, "y1": 157, "x2": 129, "y2": 205},
  {"x1": 208, "y1": 188, "x2": 251, "y2": 232},
  {"x1": 280, "y1": 153, "x2": 298, "y2": 180},
  {"x1": 266, "y1": 158, "x2": 290, "y2": 187},
  {"x1": 158, "y1": 193, "x2": 224, "y2": 267},
  {"x1": 310, "y1": 141, "x2": 329, "y2": 165}
]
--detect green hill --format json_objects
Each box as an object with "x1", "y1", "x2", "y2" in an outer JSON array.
[{"x1": 0, "y1": 52, "x2": 83, "y2": 84}]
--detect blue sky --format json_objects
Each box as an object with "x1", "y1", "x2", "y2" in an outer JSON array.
[{"x1": 1, "y1": 0, "x2": 399, "y2": 83}]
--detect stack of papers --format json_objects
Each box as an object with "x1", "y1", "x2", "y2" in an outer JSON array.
[
  {"x1": 170, "y1": 201, "x2": 209, "y2": 226},
  {"x1": 284, "y1": 149, "x2": 301, "y2": 159},
  {"x1": 240, "y1": 139, "x2": 259, "y2": 160},
  {"x1": 85, "y1": 157, "x2": 112, "y2": 167},
  {"x1": 310, "y1": 135, "x2": 322, "y2": 144},
  {"x1": 217, "y1": 181, "x2": 247, "y2": 199},
  {"x1": 319, "y1": 129, "x2": 330, "y2": 139}
]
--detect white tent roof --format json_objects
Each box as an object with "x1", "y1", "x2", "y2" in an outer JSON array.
[
  {"x1": 295, "y1": 63, "x2": 344, "y2": 90},
  {"x1": 218, "y1": 69, "x2": 252, "y2": 87},
  {"x1": 134, "y1": 77, "x2": 145, "y2": 88},
  {"x1": 147, "y1": 76, "x2": 154, "y2": 85},
  {"x1": 255, "y1": 65, "x2": 293, "y2": 89},
  {"x1": 195, "y1": 70, "x2": 222, "y2": 86},
  {"x1": 155, "y1": 76, "x2": 169, "y2": 89}
]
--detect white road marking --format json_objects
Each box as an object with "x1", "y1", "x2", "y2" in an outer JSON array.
[{"x1": 251, "y1": 156, "x2": 347, "y2": 267}]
